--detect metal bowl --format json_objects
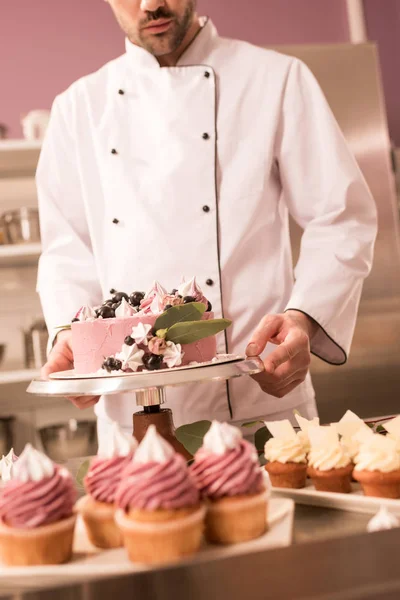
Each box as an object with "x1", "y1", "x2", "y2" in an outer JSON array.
[
  {"x1": 38, "y1": 420, "x2": 97, "y2": 462},
  {"x1": 0, "y1": 208, "x2": 40, "y2": 244}
]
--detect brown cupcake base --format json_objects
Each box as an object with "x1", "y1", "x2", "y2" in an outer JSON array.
[
  {"x1": 0, "y1": 515, "x2": 76, "y2": 566},
  {"x1": 307, "y1": 464, "x2": 354, "y2": 494},
  {"x1": 76, "y1": 495, "x2": 122, "y2": 549},
  {"x1": 115, "y1": 504, "x2": 205, "y2": 565},
  {"x1": 353, "y1": 468, "x2": 400, "y2": 498},
  {"x1": 265, "y1": 461, "x2": 307, "y2": 489},
  {"x1": 205, "y1": 491, "x2": 268, "y2": 545}
]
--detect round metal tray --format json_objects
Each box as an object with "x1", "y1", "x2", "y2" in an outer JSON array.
[{"x1": 27, "y1": 356, "x2": 264, "y2": 397}]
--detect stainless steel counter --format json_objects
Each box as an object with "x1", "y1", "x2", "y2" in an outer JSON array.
[{"x1": 0, "y1": 502, "x2": 387, "y2": 599}]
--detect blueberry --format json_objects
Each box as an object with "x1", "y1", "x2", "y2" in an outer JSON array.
[
  {"x1": 72, "y1": 318, "x2": 79, "y2": 323},
  {"x1": 129, "y1": 291, "x2": 145, "y2": 307},
  {"x1": 207, "y1": 300, "x2": 212, "y2": 312},
  {"x1": 109, "y1": 288, "x2": 117, "y2": 294},
  {"x1": 143, "y1": 354, "x2": 163, "y2": 371},
  {"x1": 112, "y1": 292, "x2": 129, "y2": 302},
  {"x1": 171, "y1": 289, "x2": 178, "y2": 295},
  {"x1": 183, "y1": 296, "x2": 195, "y2": 304},
  {"x1": 97, "y1": 306, "x2": 115, "y2": 319},
  {"x1": 112, "y1": 301, "x2": 121, "y2": 311},
  {"x1": 164, "y1": 304, "x2": 173, "y2": 311},
  {"x1": 124, "y1": 335, "x2": 135, "y2": 346},
  {"x1": 102, "y1": 357, "x2": 122, "y2": 372},
  {"x1": 104, "y1": 299, "x2": 114, "y2": 307}
]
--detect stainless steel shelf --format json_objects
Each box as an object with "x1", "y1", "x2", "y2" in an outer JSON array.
[
  {"x1": 0, "y1": 139, "x2": 41, "y2": 179},
  {"x1": 0, "y1": 368, "x2": 41, "y2": 385},
  {"x1": 0, "y1": 243, "x2": 41, "y2": 267}
]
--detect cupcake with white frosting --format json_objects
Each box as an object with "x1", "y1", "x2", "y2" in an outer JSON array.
[
  {"x1": 77, "y1": 422, "x2": 137, "y2": 549},
  {"x1": 115, "y1": 426, "x2": 204, "y2": 564},
  {"x1": 191, "y1": 421, "x2": 267, "y2": 544},
  {"x1": 295, "y1": 414, "x2": 319, "y2": 454},
  {"x1": 353, "y1": 434, "x2": 400, "y2": 498},
  {"x1": 307, "y1": 426, "x2": 353, "y2": 493},
  {"x1": 333, "y1": 410, "x2": 373, "y2": 461},
  {"x1": 264, "y1": 420, "x2": 308, "y2": 489},
  {"x1": 0, "y1": 444, "x2": 76, "y2": 566}
]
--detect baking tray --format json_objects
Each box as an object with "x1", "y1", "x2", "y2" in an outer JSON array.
[
  {"x1": 271, "y1": 482, "x2": 400, "y2": 516},
  {"x1": 0, "y1": 498, "x2": 294, "y2": 587}
]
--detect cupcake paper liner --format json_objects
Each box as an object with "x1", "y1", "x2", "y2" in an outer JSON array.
[
  {"x1": 115, "y1": 504, "x2": 205, "y2": 565},
  {"x1": 265, "y1": 461, "x2": 307, "y2": 489},
  {"x1": 76, "y1": 495, "x2": 122, "y2": 549},
  {"x1": 0, "y1": 514, "x2": 76, "y2": 566},
  {"x1": 353, "y1": 468, "x2": 400, "y2": 499},
  {"x1": 307, "y1": 464, "x2": 354, "y2": 494},
  {"x1": 205, "y1": 491, "x2": 268, "y2": 545}
]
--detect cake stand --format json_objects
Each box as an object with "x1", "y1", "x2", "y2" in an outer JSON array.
[{"x1": 27, "y1": 356, "x2": 264, "y2": 457}]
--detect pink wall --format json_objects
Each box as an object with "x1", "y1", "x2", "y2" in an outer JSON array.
[
  {"x1": 363, "y1": 0, "x2": 400, "y2": 146},
  {"x1": 1, "y1": 0, "x2": 350, "y2": 138}
]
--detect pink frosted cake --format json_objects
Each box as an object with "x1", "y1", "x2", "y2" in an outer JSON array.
[{"x1": 70, "y1": 278, "x2": 230, "y2": 375}]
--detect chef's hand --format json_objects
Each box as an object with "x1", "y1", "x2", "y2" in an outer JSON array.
[
  {"x1": 246, "y1": 310, "x2": 318, "y2": 398},
  {"x1": 41, "y1": 330, "x2": 100, "y2": 409}
]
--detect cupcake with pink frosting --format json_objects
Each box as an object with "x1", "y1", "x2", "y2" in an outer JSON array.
[
  {"x1": 0, "y1": 444, "x2": 76, "y2": 566},
  {"x1": 77, "y1": 422, "x2": 137, "y2": 549},
  {"x1": 190, "y1": 421, "x2": 268, "y2": 544},
  {"x1": 115, "y1": 425, "x2": 204, "y2": 565}
]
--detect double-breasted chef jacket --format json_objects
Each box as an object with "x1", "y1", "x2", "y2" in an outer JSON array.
[{"x1": 36, "y1": 18, "x2": 377, "y2": 430}]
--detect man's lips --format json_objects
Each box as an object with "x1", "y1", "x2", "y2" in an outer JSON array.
[{"x1": 142, "y1": 19, "x2": 173, "y2": 34}]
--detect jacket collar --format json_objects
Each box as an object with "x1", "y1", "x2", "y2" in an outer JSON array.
[{"x1": 124, "y1": 17, "x2": 218, "y2": 70}]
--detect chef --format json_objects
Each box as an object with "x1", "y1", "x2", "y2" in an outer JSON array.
[{"x1": 38, "y1": 0, "x2": 377, "y2": 445}]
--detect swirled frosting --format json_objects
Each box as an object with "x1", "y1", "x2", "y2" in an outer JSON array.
[
  {"x1": 115, "y1": 426, "x2": 199, "y2": 511},
  {"x1": 308, "y1": 426, "x2": 351, "y2": 471},
  {"x1": 354, "y1": 435, "x2": 400, "y2": 473},
  {"x1": 264, "y1": 419, "x2": 307, "y2": 463},
  {"x1": 264, "y1": 438, "x2": 307, "y2": 464},
  {"x1": 85, "y1": 455, "x2": 133, "y2": 504},
  {"x1": 191, "y1": 422, "x2": 263, "y2": 499},
  {"x1": 0, "y1": 445, "x2": 75, "y2": 528},
  {"x1": 308, "y1": 445, "x2": 351, "y2": 471}
]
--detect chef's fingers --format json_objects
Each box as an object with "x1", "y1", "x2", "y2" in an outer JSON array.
[
  {"x1": 263, "y1": 329, "x2": 309, "y2": 375},
  {"x1": 41, "y1": 349, "x2": 74, "y2": 380},
  {"x1": 251, "y1": 361, "x2": 308, "y2": 395},
  {"x1": 271, "y1": 350, "x2": 311, "y2": 384},
  {"x1": 67, "y1": 395, "x2": 99, "y2": 409},
  {"x1": 246, "y1": 315, "x2": 284, "y2": 356}
]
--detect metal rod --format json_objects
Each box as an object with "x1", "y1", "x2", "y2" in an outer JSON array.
[{"x1": 135, "y1": 387, "x2": 166, "y2": 407}]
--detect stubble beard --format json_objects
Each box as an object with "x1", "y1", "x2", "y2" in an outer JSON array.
[{"x1": 130, "y1": 1, "x2": 196, "y2": 57}]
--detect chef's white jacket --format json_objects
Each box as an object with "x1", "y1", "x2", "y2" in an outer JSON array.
[{"x1": 36, "y1": 19, "x2": 377, "y2": 430}]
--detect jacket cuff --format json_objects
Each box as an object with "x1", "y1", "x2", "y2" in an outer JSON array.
[{"x1": 284, "y1": 308, "x2": 347, "y2": 366}]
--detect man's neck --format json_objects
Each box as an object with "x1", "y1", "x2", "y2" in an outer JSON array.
[{"x1": 157, "y1": 16, "x2": 202, "y2": 67}]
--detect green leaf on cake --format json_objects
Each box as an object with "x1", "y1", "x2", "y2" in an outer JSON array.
[
  {"x1": 254, "y1": 426, "x2": 272, "y2": 455},
  {"x1": 241, "y1": 420, "x2": 265, "y2": 428},
  {"x1": 154, "y1": 302, "x2": 206, "y2": 332},
  {"x1": 175, "y1": 420, "x2": 212, "y2": 456},
  {"x1": 166, "y1": 319, "x2": 232, "y2": 345},
  {"x1": 76, "y1": 458, "x2": 90, "y2": 488}
]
